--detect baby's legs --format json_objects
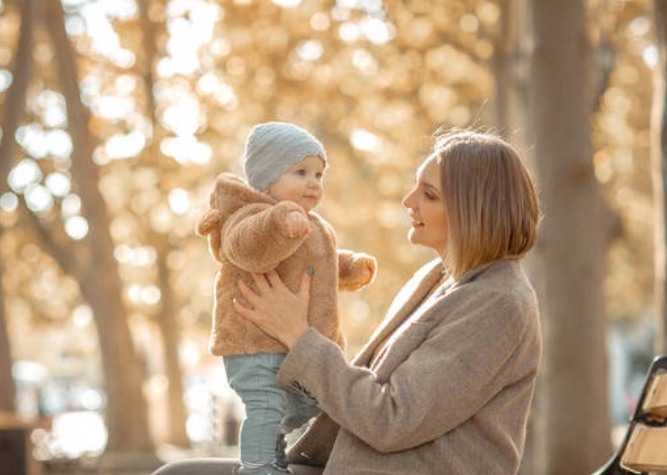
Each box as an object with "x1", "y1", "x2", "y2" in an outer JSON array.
[{"x1": 224, "y1": 354, "x2": 287, "y2": 475}]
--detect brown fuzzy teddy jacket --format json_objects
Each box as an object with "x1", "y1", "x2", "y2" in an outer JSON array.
[{"x1": 197, "y1": 173, "x2": 377, "y2": 356}]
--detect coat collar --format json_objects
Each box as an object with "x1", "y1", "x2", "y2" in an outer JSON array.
[
  {"x1": 457, "y1": 254, "x2": 523, "y2": 285},
  {"x1": 352, "y1": 259, "x2": 444, "y2": 366}
]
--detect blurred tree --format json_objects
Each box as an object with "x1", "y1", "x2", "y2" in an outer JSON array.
[
  {"x1": 594, "y1": 0, "x2": 655, "y2": 326},
  {"x1": 652, "y1": 0, "x2": 667, "y2": 355},
  {"x1": 44, "y1": 0, "x2": 153, "y2": 457},
  {"x1": 0, "y1": 0, "x2": 34, "y2": 414},
  {"x1": 136, "y1": 0, "x2": 188, "y2": 447},
  {"x1": 0, "y1": 0, "x2": 153, "y2": 458},
  {"x1": 0, "y1": 286, "x2": 13, "y2": 413},
  {"x1": 529, "y1": 0, "x2": 620, "y2": 474},
  {"x1": 491, "y1": 0, "x2": 528, "y2": 137}
]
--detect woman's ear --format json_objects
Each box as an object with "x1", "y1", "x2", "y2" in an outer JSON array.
[{"x1": 196, "y1": 209, "x2": 224, "y2": 236}]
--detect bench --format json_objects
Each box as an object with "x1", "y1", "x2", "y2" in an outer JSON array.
[{"x1": 592, "y1": 354, "x2": 667, "y2": 475}]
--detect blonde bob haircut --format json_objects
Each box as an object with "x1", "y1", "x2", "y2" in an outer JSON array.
[{"x1": 434, "y1": 129, "x2": 540, "y2": 280}]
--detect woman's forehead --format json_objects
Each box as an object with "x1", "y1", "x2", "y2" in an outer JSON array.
[
  {"x1": 413, "y1": 157, "x2": 440, "y2": 194},
  {"x1": 417, "y1": 155, "x2": 439, "y2": 179}
]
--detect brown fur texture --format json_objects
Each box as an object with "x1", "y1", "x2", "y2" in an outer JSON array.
[{"x1": 197, "y1": 173, "x2": 377, "y2": 356}]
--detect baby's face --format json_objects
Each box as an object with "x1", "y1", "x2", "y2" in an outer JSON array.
[{"x1": 266, "y1": 155, "x2": 325, "y2": 211}]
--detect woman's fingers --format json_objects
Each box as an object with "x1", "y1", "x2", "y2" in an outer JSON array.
[
  {"x1": 232, "y1": 297, "x2": 251, "y2": 318},
  {"x1": 251, "y1": 272, "x2": 272, "y2": 293},
  {"x1": 237, "y1": 278, "x2": 260, "y2": 309},
  {"x1": 265, "y1": 269, "x2": 285, "y2": 290},
  {"x1": 239, "y1": 269, "x2": 312, "y2": 299}
]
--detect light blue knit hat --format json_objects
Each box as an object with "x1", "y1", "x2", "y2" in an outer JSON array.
[{"x1": 243, "y1": 122, "x2": 327, "y2": 191}]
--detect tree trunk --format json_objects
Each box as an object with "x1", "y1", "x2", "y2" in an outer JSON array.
[
  {"x1": 0, "y1": 287, "x2": 15, "y2": 413},
  {"x1": 0, "y1": 0, "x2": 37, "y2": 414},
  {"x1": 529, "y1": 0, "x2": 616, "y2": 473},
  {"x1": 154, "y1": 245, "x2": 190, "y2": 446},
  {"x1": 45, "y1": 0, "x2": 153, "y2": 456},
  {"x1": 652, "y1": 0, "x2": 667, "y2": 356},
  {"x1": 138, "y1": 0, "x2": 189, "y2": 447},
  {"x1": 492, "y1": 0, "x2": 528, "y2": 137}
]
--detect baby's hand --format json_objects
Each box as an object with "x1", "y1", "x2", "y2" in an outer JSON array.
[
  {"x1": 339, "y1": 253, "x2": 377, "y2": 292},
  {"x1": 285, "y1": 211, "x2": 311, "y2": 239},
  {"x1": 352, "y1": 255, "x2": 377, "y2": 287}
]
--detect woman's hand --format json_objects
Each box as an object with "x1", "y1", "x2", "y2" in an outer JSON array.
[{"x1": 233, "y1": 269, "x2": 312, "y2": 349}]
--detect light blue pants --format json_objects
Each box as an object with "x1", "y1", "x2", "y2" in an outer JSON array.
[{"x1": 224, "y1": 354, "x2": 321, "y2": 473}]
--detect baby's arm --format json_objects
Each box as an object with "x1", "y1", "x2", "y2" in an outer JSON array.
[
  {"x1": 338, "y1": 250, "x2": 377, "y2": 292},
  {"x1": 223, "y1": 202, "x2": 310, "y2": 273}
]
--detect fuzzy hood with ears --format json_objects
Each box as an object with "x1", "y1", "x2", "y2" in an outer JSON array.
[{"x1": 197, "y1": 173, "x2": 276, "y2": 264}]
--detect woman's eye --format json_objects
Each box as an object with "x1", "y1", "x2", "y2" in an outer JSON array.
[
  {"x1": 296, "y1": 169, "x2": 307, "y2": 176},
  {"x1": 316, "y1": 173, "x2": 323, "y2": 180}
]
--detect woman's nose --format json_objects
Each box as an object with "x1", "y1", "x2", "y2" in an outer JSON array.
[{"x1": 402, "y1": 190, "x2": 414, "y2": 208}]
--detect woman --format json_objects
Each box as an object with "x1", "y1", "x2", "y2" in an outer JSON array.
[{"x1": 153, "y1": 129, "x2": 542, "y2": 475}]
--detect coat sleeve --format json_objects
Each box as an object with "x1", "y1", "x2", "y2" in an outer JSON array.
[
  {"x1": 222, "y1": 201, "x2": 309, "y2": 273},
  {"x1": 277, "y1": 290, "x2": 532, "y2": 453}
]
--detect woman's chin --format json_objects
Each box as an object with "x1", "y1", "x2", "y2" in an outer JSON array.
[{"x1": 407, "y1": 230, "x2": 420, "y2": 245}]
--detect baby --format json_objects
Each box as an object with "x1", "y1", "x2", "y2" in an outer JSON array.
[{"x1": 197, "y1": 122, "x2": 376, "y2": 475}]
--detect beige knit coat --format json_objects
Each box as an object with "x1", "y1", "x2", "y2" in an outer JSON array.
[
  {"x1": 197, "y1": 173, "x2": 376, "y2": 356},
  {"x1": 280, "y1": 257, "x2": 542, "y2": 475}
]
